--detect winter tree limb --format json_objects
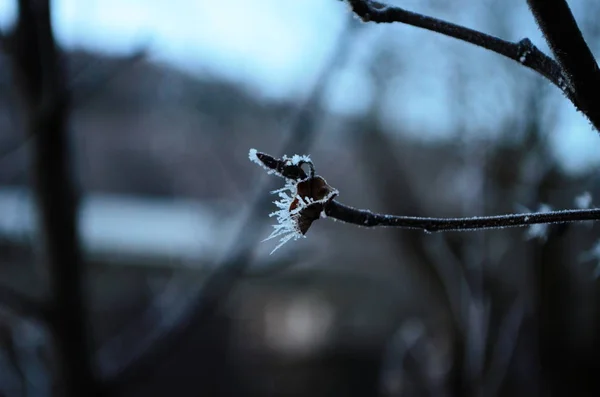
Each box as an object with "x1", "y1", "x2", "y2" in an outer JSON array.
[
  {"x1": 526, "y1": 0, "x2": 600, "y2": 130},
  {"x1": 6, "y1": 0, "x2": 97, "y2": 395},
  {"x1": 250, "y1": 150, "x2": 600, "y2": 252},
  {"x1": 325, "y1": 200, "x2": 600, "y2": 232},
  {"x1": 344, "y1": 0, "x2": 575, "y2": 104}
]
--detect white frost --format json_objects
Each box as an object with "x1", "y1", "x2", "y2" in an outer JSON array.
[
  {"x1": 263, "y1": 179, "x2": 307, "y2": 254},
  {"x1": 248, "y1": 148, "x2": 261, "y2": 165},
  {"x1": 250, "y1": 148, "x2": 334, "y2": 253},
  {"x1": 519, "y1": 48, "x2": 531, "y2": 64},
  {"x1": 248, "y1": 148, "x2": 278, "y2": 176},
  {"x1": 284, "y1": 153, "x2": 311, "y2": 166},
  {"x1": 249, "y1": 149, "x2": 313, "y2": 179}
]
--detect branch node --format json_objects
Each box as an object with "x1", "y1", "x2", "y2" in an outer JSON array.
[{"x1": 516, "y1": 38, "x2": 534, "y2": 64}]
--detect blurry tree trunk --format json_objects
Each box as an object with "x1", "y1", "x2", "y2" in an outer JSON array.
[{"x1": 5, "y1": 0, "x2": 96, "y2": 396}]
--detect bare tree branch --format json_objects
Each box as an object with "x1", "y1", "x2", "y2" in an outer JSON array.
[
  {"x1": 252, "y1": 150, "x2": 600, "y2": 236},
  {"x1": 483, "y1": 297, "x2": 525, "y2": 397},
  {"x1": 345, "y1": 0, "x2": 575, "y2": 103},
  {"x1": 526, "y1": 0, "x2": 600, "y2": 130},
  {"x1": 325, "y1": 200, "x2": 600, "y2": 232},
  {"x1": 6, "y1": 0, "x2": 97, "y2": 395}
]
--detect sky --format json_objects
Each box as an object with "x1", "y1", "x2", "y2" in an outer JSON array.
[{"x1": 0, "y1": 0, "x2": 599, "y2": 174}]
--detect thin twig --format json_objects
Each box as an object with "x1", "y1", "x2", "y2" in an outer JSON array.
[
  {"x1": 483, "y1": 297, "x2": 525, "y2": 397},
  {"x1": 325, "y1": 200, "x2": 600, "y2": 232},
  {"x1": 345, "y1": 0, "x2": 576, "y2": 105},
  {"x1": 526, "y1": 0, "x2": 600, "y2": 130}
]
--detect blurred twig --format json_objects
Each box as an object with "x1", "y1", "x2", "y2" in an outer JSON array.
[
  {"x1": 483, "y1": 297, "x2": 525, "y2": 397},
  {"x1": 0, "y1": 45, "x2": 145, "y2": 178},
  {"x1": 527, "y1": 0, "x2": 600, "y2": 130},
  {"x1": 70, "y1": 49, "x2": 147, "y2": 109},
  {"x1": 5, "y1": 0, "x2": 97, "y2": 396}
]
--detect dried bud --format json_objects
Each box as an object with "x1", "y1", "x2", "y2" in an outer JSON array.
[
  {"x1": 249, "y1": 148, "x2": 338, "y2": 254},
  {"x1": 291, "y1": 176, "x2": 338, "y2": 234}
]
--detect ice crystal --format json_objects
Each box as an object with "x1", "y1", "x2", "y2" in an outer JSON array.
[
  {"x1": 249, "y1": 148, "x2": 278, "y2": 176},
  {"x1": 249, "y1": 148, "x2": 337, "y2": 254},
  {"x1": 263, "y1": 179, "x2": 307, "y2": 254},
  {"x1": 285, "y1": 153, "x2": 311, "y2": 166}
]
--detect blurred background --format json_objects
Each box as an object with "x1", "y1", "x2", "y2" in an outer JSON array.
[{"x1": 1, "y1": 0, "x2": 600, "y2": 396}]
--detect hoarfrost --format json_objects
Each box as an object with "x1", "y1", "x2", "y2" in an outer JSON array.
[
  {"x1": 282, "y1": 153, "x2": 311, "y2": 166},
  {"x1": 248, "y1": 148, "x2": 334, "y2": 253},
  {"x1": 249, "y1": 148, "x2": 278, "y2": 176},
  {"x1": 263, "y1": 178, "x2": 307, "y2": 254}
]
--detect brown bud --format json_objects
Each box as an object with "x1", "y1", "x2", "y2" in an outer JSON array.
[{"x1": 289, "y1": 176, "x2": 338, "y2": 235}]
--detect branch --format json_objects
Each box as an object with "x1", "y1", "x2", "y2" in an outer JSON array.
[
  {"x1": 325, "y1": 200, "x2": 600, "y2": 232},
  {"x1": 483, "y1": 297, "x2": 525, "y2": 397},
  {"x1": 7, "y1": 0, "x2": 97, "y2": 396},
  {"x1": 526, "y1": 0, "x2": 600, "y2": 130},
  {"x1": 345, "y1": 1, "x2": 577, "y2": 107},
  {"x1": 250, "y1": 150, "x2": 600, "y2": 250}
]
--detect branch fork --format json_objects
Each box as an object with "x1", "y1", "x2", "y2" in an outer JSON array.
[{"x1": 346, "y1": 0, "x2": 599, "y2": 127}]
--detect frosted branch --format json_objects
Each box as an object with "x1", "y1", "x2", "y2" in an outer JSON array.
[
  {"x1": 526, "y1": 0, "x2": 600, "y2": 130},
  {"x1": 325, "y1": 200, "x2": 600, "y2": 233},
  {"x1": 344, "y1": 1, "x2": 577, "y2": 108},
  {"x1": 251, "y1": 149, "x2": 600, "y2": 251}
]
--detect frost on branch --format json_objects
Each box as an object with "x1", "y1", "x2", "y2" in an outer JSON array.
[
  {"x1": 249, "y1": 150, "x2": 600, "y2": 251},
  {"x1": 249, "y1": 148, "x2": 312, "y2": 180},
  {"x1": 249, "y1": 149, "x2": 338, "y2": 254}
]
